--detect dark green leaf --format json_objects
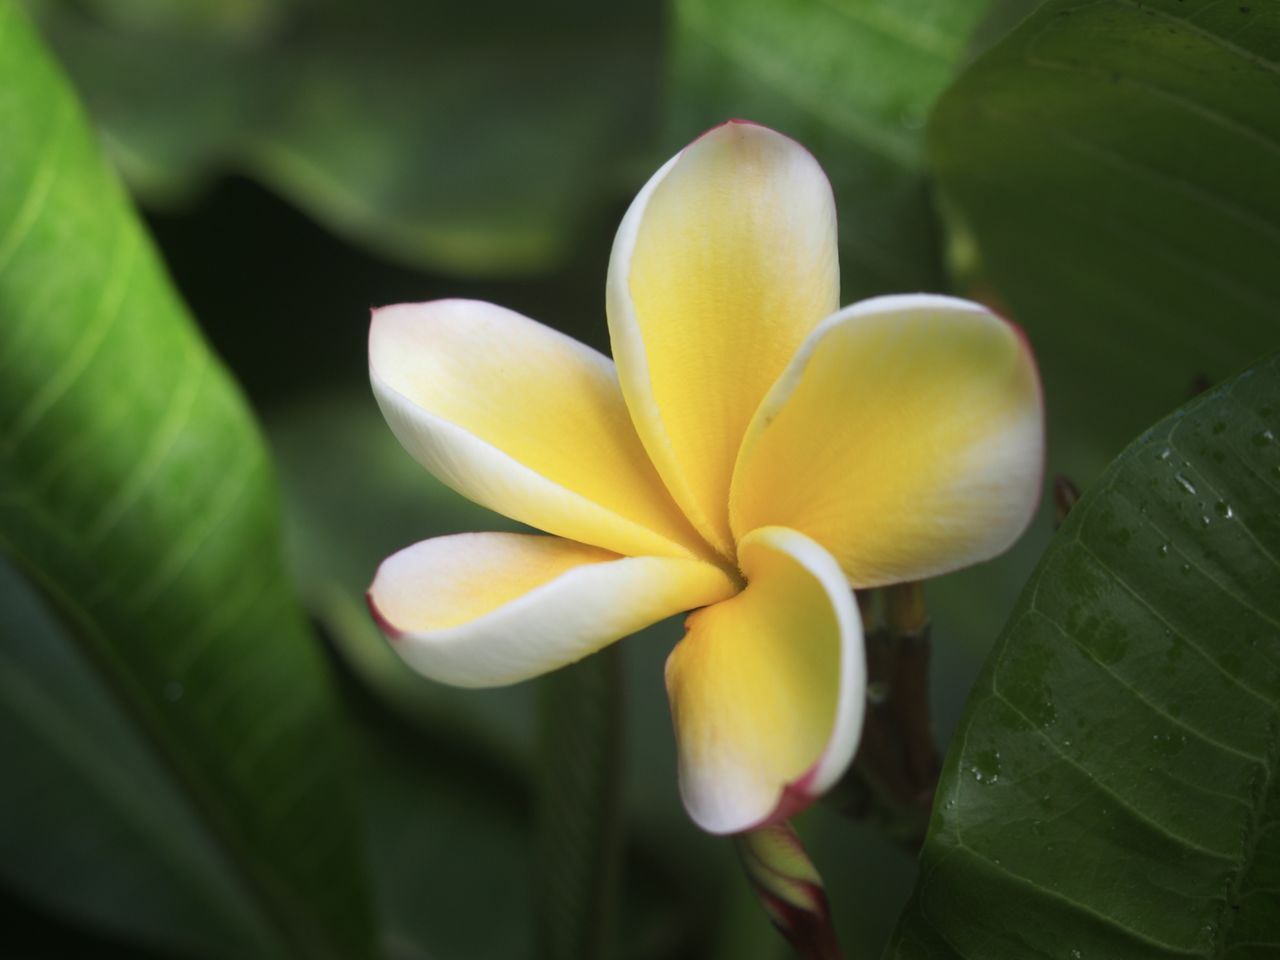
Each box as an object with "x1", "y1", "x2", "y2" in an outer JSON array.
[
  {"x1": 23, "y1": 0, "x2": 661, "y2": 276},
  {"x1": 667, "y1": 0, "x2": 991, "y2": 297},
  {"x1": 0, "y1": 4, "x2": 372, "y2": 955},
  {"x1": 886, "y1": 354, "x2": 1280, "y2": 956},
  {"x1": 349, "y1": 690, "x2": 536, "y2": 960},
  {"x1": 0, "y1": 557, "x2": 271, "y2": 958},
  {"x1": 930, "y1": 0, "x2": 1280, "y2": 479}
]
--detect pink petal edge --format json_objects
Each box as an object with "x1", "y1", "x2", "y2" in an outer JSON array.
[
  {"x1": 365, "y1": 589, "x2": 404, "y2": 642},
  {"x1": 747, "y1": 764, "x2": 823, "y2": 833}
]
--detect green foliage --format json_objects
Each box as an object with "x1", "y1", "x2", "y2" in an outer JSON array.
[
  {"x1": 667, "y1": 0, "x2": 991, "y2": 298},
  {"x1": 930, "y1": 0, "x2": 1280, "y2": 479},
  {"x1": 0, "y1": 4, "x2": 371, "y2": 956},
  {"x1": 4, "y1": 0, "x2": 1280, "y2": 957},
  {"x1": 22, "y1": 0, "x2": 661, "y2": 276},
  {"x1": 887, "y1": 353, "x2": 1280, "y2": 957},
  {"x1": 350, "y1": 681, "x2": 536, "y2": 960},
  {"x1": 0, "y1": 558, "x2": 272, "y2": 957}
]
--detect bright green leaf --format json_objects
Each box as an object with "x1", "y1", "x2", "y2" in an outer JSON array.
[
  {"x1": 667, "y1": 0, "x2": 992, "y2": 296},
  {"x1": 0, "y1": 4, "x2": 372, "y2": 955},
  {"x1": 930, "y1": 0, "x2": 1280, "y2": 480},
  {"x1": 886, "y1": 354, "x2": 1280, "y2": 956}
]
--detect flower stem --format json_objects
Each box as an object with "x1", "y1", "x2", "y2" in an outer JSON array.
[
  {"x1": 825, "y1": 585, "x2": 939, "y2": 850},
  {"x1": 534, "y1": 645, "x2": 624, "y2": 960}
]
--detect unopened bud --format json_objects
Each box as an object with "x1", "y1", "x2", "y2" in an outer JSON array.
[{"x1": 734, "y1": 821, "x2": 842, "y2": 960}]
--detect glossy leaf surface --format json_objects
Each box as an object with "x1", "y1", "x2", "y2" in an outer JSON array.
[{"x1": 887, "y1": 354, "x2": 1280, "y2": 957}]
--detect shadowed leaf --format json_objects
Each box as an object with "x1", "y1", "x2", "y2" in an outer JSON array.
[{"x1": 930, "y1": 0, "x2": 1280, "y2": 480}]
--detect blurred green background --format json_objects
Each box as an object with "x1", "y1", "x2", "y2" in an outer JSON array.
[{"x1": 2, "y1": 0, "x2": 1277, "y2": 957}]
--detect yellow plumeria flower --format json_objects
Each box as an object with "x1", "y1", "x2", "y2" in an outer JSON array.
[{"x1": 367, "y1": 121, "x2": 1044, "y2": 834}]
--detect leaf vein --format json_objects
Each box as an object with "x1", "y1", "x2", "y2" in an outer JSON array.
[
  {"x1": 1074, "y1": 537, "x2": 1274, "y2": 707},
  {"x1": 85, "y1": 347, "x2": 207, "y2": 546},
  {"x1": 128, "y1": 455, "x2": 258, "y2": 610},
  {"x1": 1024, "y1": 605, "x2": 1267, "y2": 767},
  {"x1": 1023, "y1": 54, "x2": 1280, "y2": 157},
  {"x1": 990, "y1": 684, "x2": 1239, "y2": 862},
  {"x1": 949, "y1": 837, "x2": 1205, "y2": 956},
  {"x1": 2, "y1": 225, "x2": 139, "y2": 454},
  {"x1": 0, "y1": 99, "x2": 71, "y2": 276},
  {"x1": 1103, "y1": 0, "x2": 1280, "y2": 75}
]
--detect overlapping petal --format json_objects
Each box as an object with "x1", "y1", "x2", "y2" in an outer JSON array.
[
  {"x1": 368, "y1": 120, "x2": 1049, "y2": 838},
  {"x1": 730, "y1": 295, "x2": 1044, "y2": 588},
  {"x1": 369, "y1": 532, "x2": 738, "y2": 687},
  {"x1": 370, "y1": 299, "x2": 711, "y2": 561},
  {"x1": 665, "y1": 527, "x2": 865, "y2": 835},
  {"x1": 607, "y1": 121, "x2": 839, "y2": 556}
]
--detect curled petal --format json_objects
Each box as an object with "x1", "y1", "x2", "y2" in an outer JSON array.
[
  {"x1": 607, "y1": 121, "x2": 839, "y2": 556},
  {"x1": 369, "y1": 532, "x2": 737, "y2": 687},
  {"x1": 666, "y1": 527, "x2": 865, "y2": 834},
  {"x1": 370, "y1": 299, "x2": 710, "y2": 561},
  {"x1": 731, "y1": 294, "x2": 1044, "y2": 588}
]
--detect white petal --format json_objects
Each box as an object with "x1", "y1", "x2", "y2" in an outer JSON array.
[
  {"x1": 370, "y1": 299, "x2": 711, "y2": 560},
  {"x1": 369, "y1": 532, "x2": 738, "y2": 687}
]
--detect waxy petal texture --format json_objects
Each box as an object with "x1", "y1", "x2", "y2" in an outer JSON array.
[
  {"x1": 370, "y1": 300, "x2": 710, "y2": 561},
  {"x1": 607, "y1": 121, "x2": 839, "y2": 557},
  {"x1": 731, "y1": 295, "x2": 1044, "y2": 587},
  {"x1": 665, "y1": 527, "x2": 864, "y2": 834},
  {"x1": 369, "y1": 532, "x2": 737, "y2": 687}
]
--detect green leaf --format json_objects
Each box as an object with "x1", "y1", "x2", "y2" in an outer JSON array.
[
  {"x1": 22, "y1": 0, "x2": 661, "y2": 276},
  {"x1": 930, "y1": 0, "x2": 1280, "y2": 479},
  {"x1": 666, "y1": 0, "x2": 992, "y2": 297},
  {"x1": 350, "y1": 688, "x2": 536, "y2": 960},
  {"x1": 0, "y1": 556, "x2": 272, "y2": 957},
  {"x1": 72, "y1": 0, "x2": 298, "y2": 37},
  {"x1": 0, "y1": 4, "x2": 372, "y2": 956},
  {"x1": 886, "y1": 353, "x2": 1280, "y2": 956}
]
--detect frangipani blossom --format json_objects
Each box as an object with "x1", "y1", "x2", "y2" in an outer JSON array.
[{"x1": 367, "y1": 121, "x2": 1044, "y2": 834}]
